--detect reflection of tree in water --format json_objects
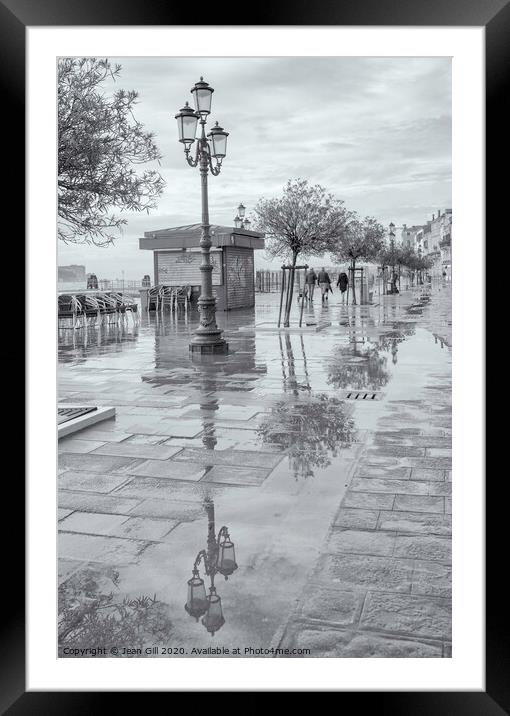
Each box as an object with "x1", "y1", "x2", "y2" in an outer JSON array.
[
  {"x1": 257, "y1": 393, "x2": 355, "y2": 480},
  {"x1": 328, "y1": 320, "x2": 416, "y2": 386},
  {"x1": 327, "y1": 343, "x2": 390, "y2": 391},
  {"x1": 59, "y1": 566, "x2": 172, "y2": 656},
  {"x1": 376, "y1": 323, "x2": 416, "y2": 366}
]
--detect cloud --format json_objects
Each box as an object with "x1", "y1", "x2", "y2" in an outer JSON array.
[{"x1": 58, "y1": 56, "x2": 451, "y2": 276}]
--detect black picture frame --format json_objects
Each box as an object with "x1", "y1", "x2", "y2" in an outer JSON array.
[{"x1": 6, "y1": 0, "x2": 499, "y2": 710}]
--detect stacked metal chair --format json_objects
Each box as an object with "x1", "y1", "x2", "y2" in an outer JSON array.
[
  {"x1": 146, "y1": 285, "x2": 192, "y2": 313},
  {"x1": 58, "y1": 291, "x2": 139, "y2": 329}
]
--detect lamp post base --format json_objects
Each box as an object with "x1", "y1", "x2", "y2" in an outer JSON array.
[{"x1": 189, "y1": 339, "x2": 229, "y2": 355}]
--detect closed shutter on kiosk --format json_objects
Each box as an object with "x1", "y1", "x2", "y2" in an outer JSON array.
[{"x1": 157, "y1": 251, "x2": 223, "y2": 286}]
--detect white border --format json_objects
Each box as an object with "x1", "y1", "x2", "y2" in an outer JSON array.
[{"x1": 27, "y1": 26, "x2": 484, "y2": 691}]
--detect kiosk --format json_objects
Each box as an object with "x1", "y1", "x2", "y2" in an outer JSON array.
[{"x1": 138, "y1": 223, "x2": 265, "y2": 312}]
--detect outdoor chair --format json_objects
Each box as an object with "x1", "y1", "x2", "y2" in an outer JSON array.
[
  {"x1": 148, "y1": 285, "x2": 162, "y2": 312},
  {"x1": 158, "y1": 285, "x2": 175, "y2": 312},
  {"x1": 173, "y1": 285, "x2": 192, "y2": 313},
  {"x1": 108, "y1": 291, "x2": 138, "y2": 322},
  {"x1": 100, "y1": 292, "x2": 121, "y2": 322},
  {"x1": 58, "y1": 294, "x2": 84, "y2": 329}
]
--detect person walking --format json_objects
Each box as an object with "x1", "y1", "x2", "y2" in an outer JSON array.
[
  {"x1": 304, "y1": 267, "x2": 317, "y2": 301},
  {"x1": 317, "y1": 267, "x2": 332, "y2": 304},
  {"x1": 336, "y1": 270, "x2": 349, "y2": 303}
]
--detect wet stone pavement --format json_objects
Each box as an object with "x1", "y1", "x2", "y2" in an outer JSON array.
[{"x1": 58, "y1": 282, "x2": 452, "y2": 657}]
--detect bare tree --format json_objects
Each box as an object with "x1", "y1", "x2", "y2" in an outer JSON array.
[
  {"x1": 254, "y1": 179, "x2": 348, "y2": 323},
  {"x1": 329, "y1": 215, "x2": 385, "y2": 304},
  {"x1": 58, "y1": 58, "x2": 165, "y2": 246},
  {"x1": 254, "y1": 179, "x2": 348, "y2": 266}
]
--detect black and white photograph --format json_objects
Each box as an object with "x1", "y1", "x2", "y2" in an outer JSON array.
[{"x1": 56, "y1": 54, "x2": 454, "y2": 660}]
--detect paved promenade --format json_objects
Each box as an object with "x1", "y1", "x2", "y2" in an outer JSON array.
[{"x1": 58, "y1": 281, "x2": 451, "y2": 657}]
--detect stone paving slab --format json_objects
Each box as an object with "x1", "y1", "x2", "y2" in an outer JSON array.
[
  {"x1": 127, "y1": 498, "x2": 204, "y2": 521},
  {"x1": 172, "y1": 447, "x2": 284, "y2": 469},
  {"x1": 334, "y1": 508, "x2": 380, "y2": 530},
  {"x1": 89, "y1": 442, "x2": 183, "y2": 461},
  {"x1": 124, "y1": 420, "x2": 205, "y2": 437},
  {"x1": 360, "y1": 592, "x2": 451, "y2": 640},
  {"x1": 59, "y1": 471, "x2": 131, "y2": 493},
  {"x1": 377, "y1": 510, "x2": 451, "y2": 535},
  {"x1": 393, "y1": 494, "x2": 444, "y2": 513},
  {"x1": 410, "y1": 468, "x2": 448, "y2": 481},
  {"x1": 58, "y1": 439, "x2": 107, "y2": 453},
  {"x1": 118, "y1": 459, "x2": 206, "y2": 481},
  {"x1": 406, "y1": 457, "x2": 452, "y2": 470},
  {"x1": 356, "y1": 465, "x2": 412, "y2": 479},
  {"x1": 428, "y1": 482, "x2": 452, "y2": 496},
  {"x1": 350, "y1": 477, "x2": 429, "y2": 495},
  {"x1": 393, "y1": 534, "x2": 451, "y2": 562},
  {"x1": 58, "y1": 490, "x2": 142, "y2": 515},
  {"x1": 181, "y1": 405, "x2": 260, "y2": 421},
  {"x1": 113, "y1": 476, "x2": 253, "y2": 502},
  {"x1": 326, "y1": 528, "x2": 396, "y2": 557},
  {"x1": 59, "y1": 531, "x2": 148, "y2": 564},
  {"x1": 109, "y1": 516, "x2": 178, "y2": 541},
  {"x1": 279, "y1": 623, "x2": 443, "y2": 657},
  {"x1": 299, "y1": 586, "x2": 364, "y2": 627},
  {"x1": 59, "y1": 511, "x2": 129, "y2": 536},
  {"x1": 200, "y1": 465, "x2": 271, "y2": 486},
  {"x1": 58, "y1": 452, "x2": 141, "y2": 474},
  {"x1": 123, "y1": 434, "x2": 174, "y2": 445},
  {"x1": 316, "y1": 553, "x2": 414, "y2": 593},
  {"x1": 411, "y1": 560, "x2": 452, "y2": 598},
  {"x1": 70, "y1": 429, "x2": 136, "y2": 443},
  {"x1": 366, "y1": 446, "x2": 426, "y2": 458},
  {"x1": 342, "y1": 492, "x2": 395, "y2": 510}
]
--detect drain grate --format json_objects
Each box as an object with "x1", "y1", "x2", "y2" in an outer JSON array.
[
  {"x1": 58, "y1": 406, "x2": 97, "y2": 424},
  {"x1": 343, "y1": 391, "x2": 383, "y2": 401}
]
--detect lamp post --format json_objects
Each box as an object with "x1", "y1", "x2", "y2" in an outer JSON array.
[
  {"x1": 388, "y1": 222, "x2": 398, "y2": 294},
  {"x1": 184, "y1": 498, "x2": 237, "y2": 636},
  {"x1": 234, "y1": 203, "x2": 251, "y2": 230},
  {"x1": 175, "y1": 78, "x2": 229, "y2": 355}
]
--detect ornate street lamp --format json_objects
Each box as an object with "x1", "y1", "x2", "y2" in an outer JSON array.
[
  {"x1": 184, "y1": 569, "x2": 208, "y2": 620},
  {"x1": 233, "y1": 203, "x2": 252, "y2": 230},
  {"x1": 184, "y1": 499, "x2": 237, "y2": 636},
  {"x1": 175, "y1": 78, "x2": 229, "y2": 355},
  {"x1": 388, "y1": 222, "x2": 398, "y2": 294}
]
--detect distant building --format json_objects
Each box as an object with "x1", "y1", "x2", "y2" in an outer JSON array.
[
  {"x1": 400, "y1": 224, "x2": 424, "y2": 250},
  {"x1": 86, "y1": 273, "x2": 99, "y2": 289},
  {"x1": 438, "y1": 209, "x2": 452, "y2": 278},
  {"x1": 58, "y1": 264, "x2": 86, "y2": 282},
  {"x1": 414, "y1": 210, "x2": 452, "y2": 277}
]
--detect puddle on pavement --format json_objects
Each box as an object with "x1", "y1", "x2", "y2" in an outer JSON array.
[{"x1": 58, "y1": 290, "x2": 451, "y2": 656}]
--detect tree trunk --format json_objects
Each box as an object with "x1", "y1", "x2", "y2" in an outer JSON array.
[
  {"x1": 283, "y1": 254, "x2": 298, "y2": 327},
  {"x1": 351, "y1": 259, "x2": 357, "y2": 305}
]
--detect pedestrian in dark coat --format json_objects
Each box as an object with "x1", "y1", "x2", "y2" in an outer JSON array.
[{"x1": 337, "y1": 271, "x2": 349, "y2": 303}]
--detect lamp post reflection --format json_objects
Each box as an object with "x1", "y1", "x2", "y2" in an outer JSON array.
[{"x1": 184, "y1": 498, "x2": 237, "y2": 636}]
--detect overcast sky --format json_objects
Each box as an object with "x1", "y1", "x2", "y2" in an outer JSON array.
[{"x1": 58, "y1": 56, "x2": 451, "y2": 279}]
